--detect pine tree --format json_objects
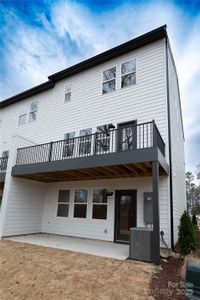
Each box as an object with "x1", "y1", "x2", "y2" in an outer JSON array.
[
  {"x1": 192, "y1": 214, "x2": 198, "y2": 233},
  {"x1": 178, "y1": 211, "x2": 196, "y2": 256}
]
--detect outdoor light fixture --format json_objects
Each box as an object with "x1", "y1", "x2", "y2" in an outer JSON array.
[
  {"x1": 108, "y1": 123, "x2": 115, "y2": 129},
  {"x1": 106, "y1": 191, "x2": 113, "y2": 197}
]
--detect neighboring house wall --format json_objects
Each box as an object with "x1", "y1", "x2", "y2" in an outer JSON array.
[
  {"x1": 167, "y1": 44, "x2": 186, "y2": 243},
  {"x1": 0, "y1": 39, "x2": 169, "y2": 164},
  {"x1": 41, "y1": 176, "x2": 170, "y2": 245}
]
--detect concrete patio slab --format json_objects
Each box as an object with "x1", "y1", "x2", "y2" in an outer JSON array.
[{"x1": 5, "y1": 233, "x2": 129, "y2": 260}]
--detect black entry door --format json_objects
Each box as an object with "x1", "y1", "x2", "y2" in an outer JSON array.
[
  {"x1": 115, "y1": 190, "x2": 137, "y2": 242},
  {"x1": 118, "y1": 120, "x2": 137, "y2": 151}
]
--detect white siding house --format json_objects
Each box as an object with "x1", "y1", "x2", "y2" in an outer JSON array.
[{"x1": 0, "y1": 25, "x2": 186, "y2": 265}]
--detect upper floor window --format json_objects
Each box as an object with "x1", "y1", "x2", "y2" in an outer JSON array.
[
  {"x1": 64, "y1": 84, "x2": 71, "y2": 102},
  {"x1": 29, "y1": 101, "x2": 38, "y2": 123},
  {"x1": 95, "y1": 124, "x2": 110, "y2": 154},
  {"x1": 18, "y1": 101, "x2": 39, "y2": 126},
  {"x1": 1, "y1": 150, "x2": 9, "y2": 172},
  {"x1": 18, "y1": 105, "x2": 27, "y2": 125},
  {"x1": 79, "y1": 128, "x2": 92, "y2": 156},
  {"x1": 2, "y1": 150, "x2": 9, "y2": 158},
  {"x1": 63, "y1": 131, "x2": 75, "y2": 158},
  {"x1": 121, "y1": 59, "x2": 136, "y2": 88},
  {"x1": 102, "y1": 67, "x2": 116, "y2": 94}
]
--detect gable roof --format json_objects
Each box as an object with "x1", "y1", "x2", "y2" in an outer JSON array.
[{"x1": 0, "y1": 25, "x2": 167, "y2": 109}]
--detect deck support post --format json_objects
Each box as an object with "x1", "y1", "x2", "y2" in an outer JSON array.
[{"x1": 152, "y1": 161, "x2": 160, "y2": 265}]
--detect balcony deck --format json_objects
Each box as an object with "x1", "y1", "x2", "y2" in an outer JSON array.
[{"x1": 12, "y1": 121, "x2": 169, "y2": 182}]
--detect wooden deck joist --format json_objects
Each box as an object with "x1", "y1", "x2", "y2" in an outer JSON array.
[{"x1": 13, "y1": 162, "x2": 166, "y2": 183}]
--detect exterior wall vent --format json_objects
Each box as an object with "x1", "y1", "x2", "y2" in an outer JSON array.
[{"x1": 129, "y1": 227, "x2": 153, "y2": 262}]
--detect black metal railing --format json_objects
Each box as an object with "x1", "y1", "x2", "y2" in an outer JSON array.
[
  {"x1": 15, "y1": 121, "x2": 165, "y2": 166},
  {"x1": 0, "y1": 156, "x2": 8, "y2": 173}
]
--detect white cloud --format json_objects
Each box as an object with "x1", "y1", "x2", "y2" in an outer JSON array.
[{"x1": 1, "y1": 0, "x2": 200, "y2": 170}]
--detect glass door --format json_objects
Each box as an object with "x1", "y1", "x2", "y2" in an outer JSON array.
[{"x1": 115, "y1": 190, "x2": 137, "y2": 242}]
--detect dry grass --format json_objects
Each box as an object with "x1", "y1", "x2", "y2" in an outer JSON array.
[{"x1": 0, "y1": 240, "x2": 156, "y2": 300}]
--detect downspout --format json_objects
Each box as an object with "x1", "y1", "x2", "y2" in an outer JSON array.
[{"x1": 165, "y1": 36, "x2": 174, "y2": 251}]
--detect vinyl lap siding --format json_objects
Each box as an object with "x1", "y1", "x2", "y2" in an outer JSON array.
[
  {"x1": 0, "y1": 39, "x2": 168, "y2": 160},
  {"x1": 41, "y1": 177, "x2": 170, "y2": 245},
  {"x1": 2, "y1": 178, "x2": 45, "y2": 236},
  {"x1": 167, "y1": 46, "x2": 186, "y2": 243},
  {"x1": 0, "y1": 38, "x2": 171, "y2": 245}
]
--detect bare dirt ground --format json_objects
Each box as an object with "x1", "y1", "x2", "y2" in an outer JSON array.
[
  {"x1": 150, "y1": 257, "x2": 187, "y2": 300},
  {"x1": 0, "y1": 240, "x2": 156, "y2": 300}
]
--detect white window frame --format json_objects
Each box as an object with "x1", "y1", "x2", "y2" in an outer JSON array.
[
  {"x1": 92, "y1": 188, "x2": 108, "y2": 220},
  {"x1": 102, "y1": 66, "x2": 116, "y2": 94},
  {"x1": 120, "y1": 58, "x2": 136, "y2": 89},
  {"x1": 64, "y1": 84, "x2": 72, "y2": 102},
  {"x1": 18, "y1": 105, "x2": 28, "y2": 126},
  {"x1": 29, "y1": 101, "x2": 38, "y2": 123},
  {"x1": 56, "y1": 189, "x2": 70, "y2": 218},
  {"x1": 73, "y1": 188, "x2": 88, "y2": 219}
]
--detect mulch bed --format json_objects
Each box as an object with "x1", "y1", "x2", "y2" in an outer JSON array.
[{"x1": 150, "y1": 257, "x2": 187, "y2": 300}]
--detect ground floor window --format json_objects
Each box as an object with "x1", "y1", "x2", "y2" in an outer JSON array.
[
  {"x1": 57, "y1": 190, "x2": 70, "y2": 217},
  {"x1": 92, "y1": 188, "x2": 108, "y2": 219},
  {"x1": 74, "y1": 189, "x2": 88, "y2": 218}
]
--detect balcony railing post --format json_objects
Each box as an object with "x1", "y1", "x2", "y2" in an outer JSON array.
[
  {"x1": 152, "y1": 120, "x2": 157, "y2": 148},
  {"x1": 48, "y1": 142, "x2": 53, "y2": 162}
]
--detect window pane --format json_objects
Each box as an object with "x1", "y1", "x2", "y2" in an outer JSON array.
[
  {"x1": 65, "y1": 84, "x2": 71, "y2": 93},
  {"x1": 79, "y1": 128, "x2": 92, "y2": 156},
  {"x1": 121, "y1": 60, "x2": 136, "y2": 75},
  {"x1": 122, "y1": 127, "x2": 133, "y2": 150},
  {"x1": 2, "y1": 151, "x2": 9, "y2": 158},
  {"x1": 93, "y1": 189, "x2": 108, "y2": 203},
  {"x1": 63, "y1": 132, "x2": 75, "y2": 157},
  {"x1": 29, "y1": 111, "x2": 37, "y2": 122},
  {"x1": 58, "y1": 190, "x2": 70, "y2": 202},
  {"x1": 102, "y1": 80, "x2": 115, "y2": 94},
  {"x1": 63, "y1": 143, "x2": 74, "y2": 157},
  {"x1": 30, "y1": 101, "x2": 38, "y2": 112},
  {"x1": 64, "y1": 132, "x2": 75, "y2": 140},
  {"x1": 19, "y1": 105, "x2": 28, "y2": 115},
  {"x1": 92, "y1": 205, "x2": 107, "y2": 219},
  {"x1": 79, "y1": 140, "x2": 91, "y2": 155},
  {"x1": 57, "y1": 204, "x2": 69, "y2": 217},
  {"x1": 121, "y1": 72, "x2": 136, "y2": 88},
  {"x1": 18, "y1": 114, "x2": 26, "y2": 125},
  {"x1": 74, "y1": 189, "x2": 88, "y2": 203},
  {"x1": 103, "y1": 67, "x2": 116, "y2": 81},
  {"x1": 96, "y1": 125, "x2": 110, "y2": 153},
  {"x1": 80, "y1": 128, "x2": 92, "y2": 136},
  {"x1": 74, "y1": 204, "x2": 87, "y2": 218},
  {"x1": 65, "y1": 92, "x2": 71, "y2": 102},
  {"x1": 95, "y1": 134, "x2": 110, "y2": 153}
]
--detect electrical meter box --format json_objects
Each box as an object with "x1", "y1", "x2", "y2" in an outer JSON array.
[{"x1": 144, "y1": 192, "x2": 153, "y2": 224}]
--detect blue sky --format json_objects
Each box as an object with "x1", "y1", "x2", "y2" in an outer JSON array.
[{"x1": 0, "y1": 0, "x2": 200, "y2": 173}]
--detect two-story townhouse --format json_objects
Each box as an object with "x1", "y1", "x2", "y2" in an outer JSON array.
[{"x1": 0, "y1": 25, "x2": 186, "y2": 265}]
